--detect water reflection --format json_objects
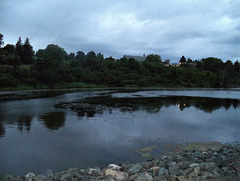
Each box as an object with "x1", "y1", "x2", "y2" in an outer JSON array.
[
  {"x1": 56, "y1": 96, "x2": 240, "y2": 117},
  {"x1": 38, "y1": 112, "x2": 66, "y2": 130},
  {"x1": 17, "y1": 116, "x2": 32, "y2": 132},
  {"x1": 0, "y1": 123, "x2": 5, "y2": 137}
]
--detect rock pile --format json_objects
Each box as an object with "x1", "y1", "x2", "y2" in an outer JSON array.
[{"x1": 1, "y1": 145, "x2": 239, "y2": 181}]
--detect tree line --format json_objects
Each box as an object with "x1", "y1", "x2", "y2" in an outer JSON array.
[{"x1": 0, "y1": 33, "x2": 239, "y2": 89}]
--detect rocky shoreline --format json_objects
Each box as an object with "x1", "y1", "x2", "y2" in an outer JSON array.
[{"x1": 1, "y1": 144, "x2": 239, "y2": 181}]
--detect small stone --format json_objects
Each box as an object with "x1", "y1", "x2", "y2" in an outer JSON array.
[
  {"x1": 175, "y1": 154, "x2": 183, "y2": 161},
  {"x1": 189, "y1": 163, "x2": 199, "y2": 168},
  {"x1": 87, "y1": 167, "x2": 101, "y2": 176},
  {"x1": 25, "y1": 172, "x2": 35, "y2": 181},
  {"x1": 150, "y1": 166, "x2": 160, "y2": 172},
  {"x1": 25, "y1": 172, "x2": 35, "y2": 178},
  {"x1": 108, "y1": 164, "x2": 121, "y2": 170}
]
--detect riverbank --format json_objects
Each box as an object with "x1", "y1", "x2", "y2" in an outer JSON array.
[
  {"x1": 1, "y1": 87, "x2": 240, "y2": 102},
  {"x1": 1, "y1": 143, "x2": 239, "y2": 181}
]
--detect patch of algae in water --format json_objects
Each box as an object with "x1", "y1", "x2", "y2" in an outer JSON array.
[
  {"x1": 135, "y1": 145, "x2": 157, "y2": 158},
  {"x1": 182, "y1": 142, "x2": 223, "y2": 150},
  {"x1": 163, "y1": 142, "x2": 223, "y2": 156}
]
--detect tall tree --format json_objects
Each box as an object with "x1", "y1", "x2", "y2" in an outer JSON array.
[
  {"x1": 224, "y1": 60, "x2": 234, "y2": 74},
  {"x1": 3, "y1": 44, "x2": 15, "y2": 54},
  {"x1": 0, "y1": 34, "x2": 4, "y2": 62},
  {"x1": 68, "y1": 52, "x2": 75, "y2": 60},
  {"x1": 145, "y1": 54, "x2": 162, "y2": 63},
  {"x1": 15, "y1": 37, "x2": 23, "y2": 64},
  {"x1": 0, "y1": 33, "x2": 4, "y2": 48},
  {"x1": 201, "y1": 57, "x2": 223, "y2": 73},
  {"x1": 76, "y1": 51, "x2": 85, "y2": 60},
  {"x1": 34, "y1": 44, "x2": 67, "y2": 86},
  {"x1": 23, "y1": 38, "x2": 34, "y2": 64},
  {"x1": 234, "y1": 61, "x2": 240, "y2": 72}
]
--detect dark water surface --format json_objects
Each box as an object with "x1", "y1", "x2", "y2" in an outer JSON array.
[{"x1": 0, "y1": 89, "x2": 239, "y2": 176}]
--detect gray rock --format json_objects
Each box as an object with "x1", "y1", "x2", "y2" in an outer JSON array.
[
  {"x1": 87, "y1": 167, "x2": 101, "y2": 176},
  {"x1": 175, "y1": 154, "x2": 183, "y2": 161},
  {"x1": 104, "y1": 169, "x2": 128, "y2": 181},
  {"x1": 188, "y1": 166, "x2": 200, "y2": 181},
  {"x1": 200, "y1": 162, "x2": 217, "y2": 171},
  {"x1": 158, "y1": 167, "x2": 168, "y2": 176},
  {"x1": 128, "y1": 164, "x2": 142, "y2": 175},
  {"x1": 189, "y1": 163, "x2": 199, "y2": 168},
  {"x1": 60, "y1": 173, "x2": 72, "y2": 181},
  {"x1": 134, "y1": 172, "x2": 153, "y2": 181},
  {"x1": 168, "y1": 166, "x2": 181, "y2": 176},
  {"x1": 107, "y1": 164, "x2": 121, "y2": 171},
  {"x1": 42, "y1": 169, "x2": 53, "y2": 178},
  {"x1": 142, "y1": 161, "x2": 153, "y2": 169},
  {"x1": 177, "y1": 175, "x2": 188, "y2": 181},
  {"x1": 129, "y1": 173, "x2": 138, "y2": 181},
  {"x1": 207, "y1": 156, "x2": 223, "y2": 167}
]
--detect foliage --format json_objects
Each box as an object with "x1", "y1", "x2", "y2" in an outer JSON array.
[
  {"x1": 22, "y1": 38, "x2": 34, "y2": 64},
  {"x1": 0, "y1": 33, "x2": 4, "y2": 48},
  {"x1": 0, "y1": 33, "x2": 239, "y2": 89}
]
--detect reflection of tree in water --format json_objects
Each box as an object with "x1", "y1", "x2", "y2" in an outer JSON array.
[
  {"x1": 56, "y1": 95, "x2": 240, "y2": 117},
  {"x1": 39, "y1": 112, "x2": 66, "y2": 130},
  {"x1": 0, "y1": 123, "x2": 5, "y2": 137},
  {"x1": 0, "y1": 116, "x2": 32, "y2": 137},
  {"x1": 17, "y1": 116, "x2": 32, "y2": 132}
]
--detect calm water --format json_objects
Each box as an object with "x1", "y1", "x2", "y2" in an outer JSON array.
[{"x1": 0, "y1": 89, "x2": 239, "y2": 176}]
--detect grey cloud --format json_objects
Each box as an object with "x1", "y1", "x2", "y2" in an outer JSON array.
[{"x1": 0, "y1": 0, "x2": 239, "y2": 62}]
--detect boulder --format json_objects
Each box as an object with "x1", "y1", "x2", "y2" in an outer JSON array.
[
  {"x1": 128, "y1": 164, "x2": 142, "y2": 175},
  {"x1": 105, "y1": 169, "x2": 129, "y2": 181}
]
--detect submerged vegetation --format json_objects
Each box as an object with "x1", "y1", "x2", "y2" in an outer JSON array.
[{"x1": 0, "y1": 33, "x2": 239, "y2": 90}]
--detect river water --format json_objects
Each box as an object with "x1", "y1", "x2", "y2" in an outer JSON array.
[{"x1": 0, "y1": 89, "x2": 239, "y2": 176}]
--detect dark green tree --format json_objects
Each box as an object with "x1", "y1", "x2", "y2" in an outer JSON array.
[
  {"x1": 7, "y1": 53, "x2": 21, "y2": 67},
  {"x1": 145, "y1": 54, "x2": 162, "y2": 63},
  {"x1": 201, "y1": 57, "x2": 223, "y2": 73},
  {"x1": 3, "y1": 44, "x2": 15, "y2": 54},
  {"x1": 83, "y1": 51, "x2": 97, "y2": 68},
  {"x1": 164, "y1": 59, "x2": 170, "y2": 64},
  {"x1": 234, "y1": 61, "x2": 240, "y2": 72},
  {"x1": 76, "y1": 51, "x2": 85, "y2": 60},
  {"x1": 34, "y1": 44, "x2": 67, "y2": 86},
  {"x1": 0, "y1": 33, "x2": 4, "y2": 48},
  {"x1": 187, "y1": 58, "x2": 193, "y2": 63},
  {"x1": 224, "y1": 60, "x2": 234, "y2": 74},
  {"x1": 68, "y1": 52, "x2": 75, "y2": 60},
  {"x1": 15, "y1": 37, "x2": 24, "y2": 64},
  {"x1": 23, "y1": 38, "x2": 34, "y2": 64}
]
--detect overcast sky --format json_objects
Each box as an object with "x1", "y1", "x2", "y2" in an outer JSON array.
[{"x1": 0, "y1": 0, "x2": 239, "y2": 62}]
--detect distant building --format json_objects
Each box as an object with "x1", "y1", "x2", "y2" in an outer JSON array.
[
  {"x1": 163, "y1": 62, "x2": 170, "y2": 66},
  {"x1": 172, "y1": 63, "x2": 180, "y2": 67},
  {"x1": 124, "y1": 55, "x2": 146, "y2": 62}
]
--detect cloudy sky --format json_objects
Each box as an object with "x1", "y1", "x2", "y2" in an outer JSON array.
[{"x1": 0, "y1": 0, "x2": 239, "y2": 62}]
